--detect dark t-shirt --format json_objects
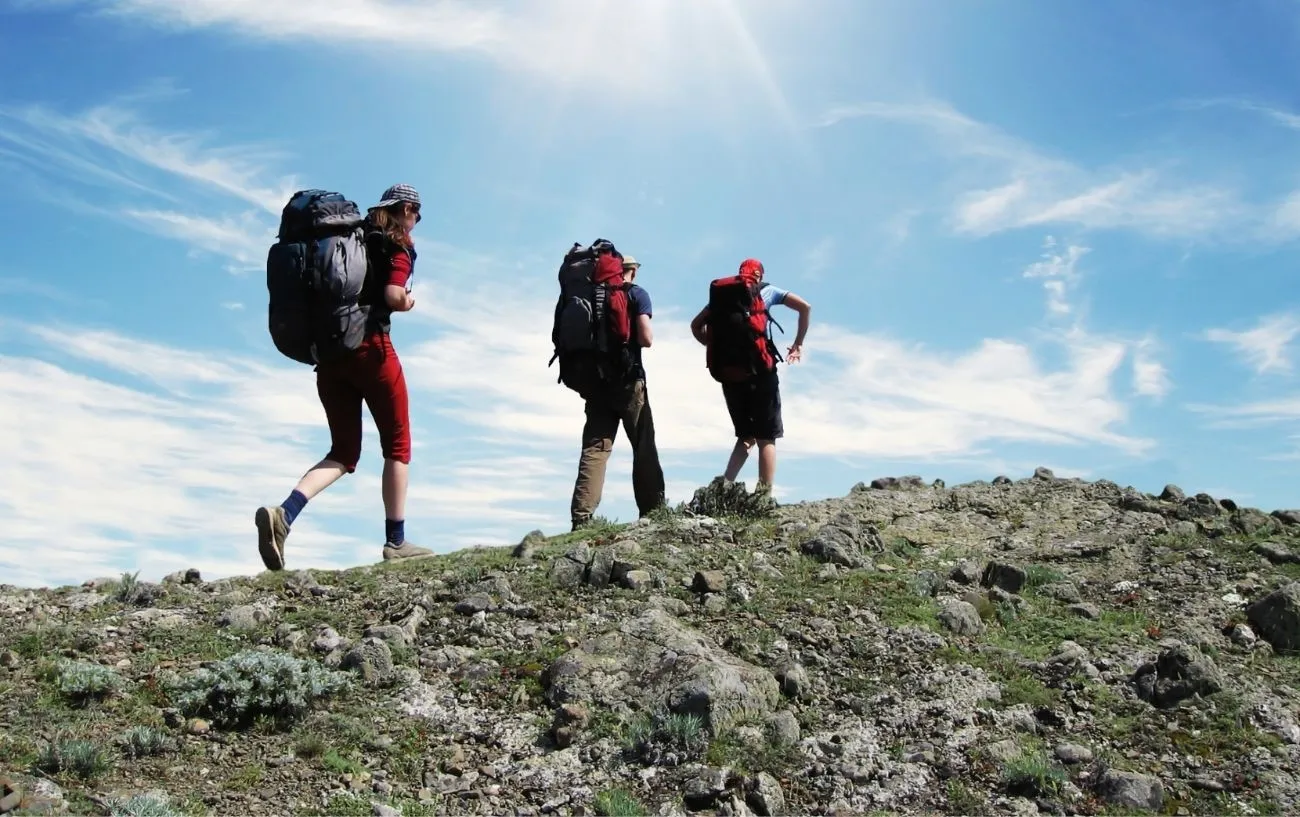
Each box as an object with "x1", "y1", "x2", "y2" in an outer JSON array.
[{"x1": 626, "y1": 284, "x2": 652, "y2": 376}]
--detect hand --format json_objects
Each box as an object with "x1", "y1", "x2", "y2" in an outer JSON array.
[
  {"x1": 786, "y1": 344, "x2": 802, "y2": 363},
  {"x1": 403, "y1": 294, "x2": 416, "y2": 312}
]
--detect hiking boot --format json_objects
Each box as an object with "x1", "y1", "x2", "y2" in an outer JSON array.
[
  {"x1": 254, "y1": 505, "x2": 288, "y2": 571},
  {"x1": 382, "y1": 540, "x2": 433, "y2": 562}
]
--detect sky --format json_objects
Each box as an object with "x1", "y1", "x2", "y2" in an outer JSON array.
[{"x1": 1, "y1": 0, "x2": 1299, "y2": 589}]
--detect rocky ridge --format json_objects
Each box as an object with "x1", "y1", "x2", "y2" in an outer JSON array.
[{"x1": 1, "y1": 471, "x2": 1299, "y2": 816}]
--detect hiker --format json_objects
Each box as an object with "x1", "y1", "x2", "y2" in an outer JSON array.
[
  {"x1": 689, "y1": 257, "x2": 811, "y2": 493},
  {"x1": 255, "y1": 184, "x2": 433, "y2": 570},
  {"x1": 551, "y1": 245, "x2": 666, "y2": 530}
]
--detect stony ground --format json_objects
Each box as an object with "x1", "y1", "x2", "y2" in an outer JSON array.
[{"x1": 3, "y1": 470, "x2": 1300, "y2": 817}]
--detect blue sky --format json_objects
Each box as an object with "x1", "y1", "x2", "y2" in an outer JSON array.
[{"x1": 1, "y1": 0, "x2": 1298, "y2": 588}]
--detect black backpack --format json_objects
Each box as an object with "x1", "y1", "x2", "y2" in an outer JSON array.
[
  {"x1": 265, "y1": 190, "x2": 371, "y2": 366},
  {"x1": 548, "y1": 239, "x2": 635, "y2": 397}
]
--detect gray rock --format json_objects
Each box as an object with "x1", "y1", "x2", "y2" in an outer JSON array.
[
  {"x1": 1254, "y1": 542, "x2": 1300, "y2": 564},
  {"x1": 774, "y1": 662, "x2": 808, "y2": 699},
  {"x1": 362, "y1": 624, "x2": 409, "y2": 650},
  {"x1": 800, "y1": 513, "x2": 882, "y2": 569},
  {"x1": 312, "y1": 626, "x2": 347, "y2": 653},
  {"x1": 1160, "y1": 484, "x2": 1186, "y2": 502},
  {"x1": 342, "y1": 637, "x2": 395, "y2": 683},
  {"x1": 622, "y1": 570, "x2": 653, "y2": 591},
  {"x1": 588, "y1": 547, "x2": 616, "y2": 589},
  {"x1": 549, "y1": 546, "x2": 590, "y2": 589},
  {"x1": 693, "y1": 570, "x2": 727, "y2": 594},
  {"x1": 1272, "y1": 509, "x2": 1300, "y2": 526},
  {"x1": 950, "y1": 560, "x2": 982, "y2": 585},
  {"x1": 766, "y1": 710, "x2": 800, "y2": 748},
  {"x1": 1246, "y1": 581, "x2": 1300, "y2": 653},
  {"x1": 745, "y1": 772, "x2": 785, "y2": 816},
  {"x1": 513, "y1": 529, "x2": 545, "y2": 559},
  {"x1": 218, "y1": 604, "x2": 271, "y2": 630},
  {"x1": 1132, "y1": 643, "x2": 1224, "y2": 708},
  {"x1": 454, "y1": 594, "x2": 493, "y2": 615},
  {"x1": 545, "y1": 607, "x2": 780, "y2": 735},
  {"x1": 981, "y1": 562, "x2": 1027, "y2": 594},
  {"x1": 1033, "y1": 466, "x2": 1056, "y2": 480},
  {"x1": 1096, "y1": 769, "x2": 1164, "y2": 811},
  {"x1": 938, "y1": 600, "x2": 984, "y2": 635},
  {"x1": 1054, "y1": 743, "x2": 1093, "y2": 764},
  {"x1": 1067, "y1": 603, "x2": 1101, "y2": 620}
]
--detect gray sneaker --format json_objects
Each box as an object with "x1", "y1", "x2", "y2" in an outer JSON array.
[
  {"x1": 382, "y1": 540, "x2": 433, "y2": 562},
  {"x1": 255, "y1": 506, "x2": 288, "y2": 571}
]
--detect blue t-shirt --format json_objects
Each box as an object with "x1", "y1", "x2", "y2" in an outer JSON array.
[{"x1": 760, "y1": 284, "x2": 788, "y2": 310}]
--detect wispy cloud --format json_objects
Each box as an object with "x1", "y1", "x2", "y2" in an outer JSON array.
[
  {"x1": 0, "y1": 97, "x2": 296, "y2": 270},
  {"x1": 124, "y1": 209, "x2": 274, "y2": 271},
  {"x1": 1204, "y1": 311, "x2": 1300, "y2": 375},
  {"x1": 1176, "y1": 98, "x2": 1300, "y2": 132},
  {"x1": 1023, "y1": 236, "x2": 1088, "y2": 318},
  {"x1": 1131, "y1": 337, "x2": 1171, "y2": 400},
  {"x1": 815, "y1": 99, "x2": 1249, "y2": 242},
  {"x1": 52, "y1": 0, "x2": 804, "y2": 115},
  {"x1": 0, "y1": 101, "x2": 297, "y2": 214}
]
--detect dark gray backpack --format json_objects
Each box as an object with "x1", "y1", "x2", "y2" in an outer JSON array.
[
  {"x1": 266, "y1": 190, "x2": 371, "y2": 366},
  {"x1": 548, "y1": 239, "x2": 634, "y2": 397}
]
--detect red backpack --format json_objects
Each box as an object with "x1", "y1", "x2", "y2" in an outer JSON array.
[{"x1": 705, "y1": 258, "x2": 783, "y2": 383}]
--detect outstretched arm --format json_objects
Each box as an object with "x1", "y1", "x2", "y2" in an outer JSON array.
[
  {"x1": 782, "y1": 293, "x2": 811, "y2": 362},
  {"x1": 690, "y1": 307, "x2": 710, "y2": 346}
]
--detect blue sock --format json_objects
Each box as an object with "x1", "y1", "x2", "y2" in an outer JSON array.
[
  {"x1": 280, "y1": 490, "x2": 308, "y2": 526},
  {"x1": 385, "y1": 518, "x2": 405, "y2": 544}
]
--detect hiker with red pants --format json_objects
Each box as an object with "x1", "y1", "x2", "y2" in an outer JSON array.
[
  {"x1": 256, "y1": 184, "x2": 433, "y2": 570},
  {"x1": 690, "y1": 258, "x2": 811, "y2": 494}
]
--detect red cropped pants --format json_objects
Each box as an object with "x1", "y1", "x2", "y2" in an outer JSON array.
[{"x1": 315, "y1": 332, "x2": 411, "y2": 471}]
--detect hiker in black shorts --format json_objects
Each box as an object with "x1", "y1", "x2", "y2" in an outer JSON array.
[{"x1": 690, "y1": 258, "x2": 811, "y2": 493}]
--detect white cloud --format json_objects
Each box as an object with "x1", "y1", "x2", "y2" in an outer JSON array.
[
  {"x1": 1131, "y1": 338, "x2": 1171, "y2": 400},
  {"x1": 396, "y1": 242, "x2": 1153, "y2": 465},
  {"x1": 51, "y1": 0, "x2": 805, "y2": 116},
  {"x1": 816, "y1": 99, "x2": 1248, "y2": 242},
  {"x1": 123, "y1": 208, "x2": 274, "y2": 270},
  {"x1": 1204, "y1": 311, "x2": 1300, "y2": 375},
  {"x1": 1022, "y1": 236, "x2": 1088, "y2": 317},
  {"x1": 0, "y1": 101, "x2": 297, "y2": 214},
  {"x1": 0, "y1": 319, "x2": 567, "y2": 588}
]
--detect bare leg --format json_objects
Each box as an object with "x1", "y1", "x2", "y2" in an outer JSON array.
[
  {"x1": 724, "y1": 438, "x2": 754, "y2": 481},
  {"x1": 294, "y1": 459, "x2": 350, "y2": 499},
  {"x1": 756, "y1": 440, "x2": 777, "y2": 487},
  {"x1": 382, "y1": 458, "x2": 408, "y2": 521}
]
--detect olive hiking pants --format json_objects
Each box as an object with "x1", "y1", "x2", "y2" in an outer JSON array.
[{"x1": 570, "y1": 379, "x2": 666, "y2": 527}]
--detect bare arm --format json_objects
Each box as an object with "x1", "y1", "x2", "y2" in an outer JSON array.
[
  {"x1": 385, "y1": 284, "x2": 415, "y2": 312},
  {"x1": 637, "y1": 314, "x2": 653, "y2": 347},
  {"x1": 690, "y1": 307, "x2": 710, "y2": 346},
  {"x1": 782, "y1": 293, "x2": 811, "y2": 361}
]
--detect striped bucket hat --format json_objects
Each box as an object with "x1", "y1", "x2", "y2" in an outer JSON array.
[{"x1": 370, "y1": 183, "x2": 421, "y2": 211}]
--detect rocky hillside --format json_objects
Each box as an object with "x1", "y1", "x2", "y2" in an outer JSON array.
[{"x1": 2, "y1": 471, "x2": 1300, "y2": 817}]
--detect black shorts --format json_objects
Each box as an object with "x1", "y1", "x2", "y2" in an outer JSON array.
[{"x1": 721, "y1": 370, "x2": 783, "y2": 441}]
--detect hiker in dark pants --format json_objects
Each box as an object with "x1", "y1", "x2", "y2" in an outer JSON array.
[
  {"x1": 255, "y1": 184, "x2": 434, "y2": 570},
  {"x1": 690, "y1": 258, "x2": 811, "y2": 494},
  {"x1": 569, "y1": 255, "x2": 667, "y2": 530}
]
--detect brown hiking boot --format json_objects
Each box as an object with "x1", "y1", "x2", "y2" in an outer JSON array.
[
  {"x1": 382, "y1": 540, "x2": 433, "y2": 562},
  {"x1": 254, "y1": 506, "x2": 288, "y2": 571}
]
